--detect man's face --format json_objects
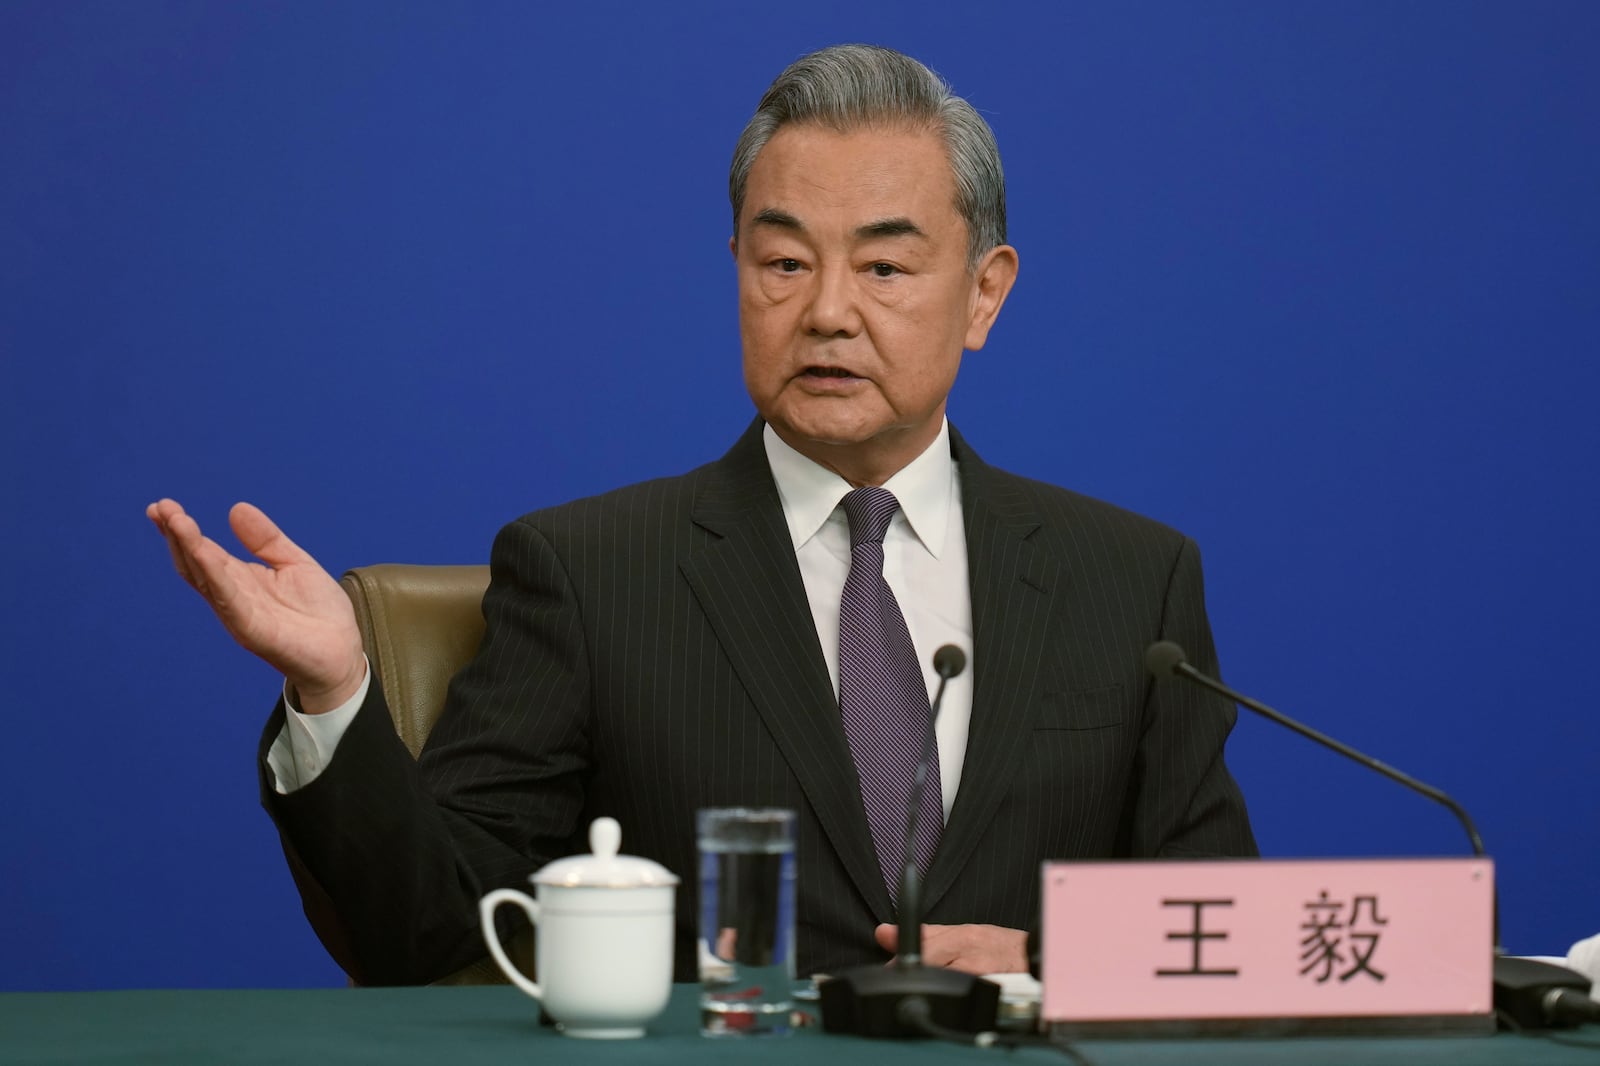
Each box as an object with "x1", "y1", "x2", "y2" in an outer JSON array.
[{"x1": 733, "y1": 123, "x2": 1017, "y2": 483}]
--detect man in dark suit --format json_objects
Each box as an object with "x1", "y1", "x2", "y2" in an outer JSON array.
[{"x1": 149, "y1": 44, "x2": 1255, "y2": 985}]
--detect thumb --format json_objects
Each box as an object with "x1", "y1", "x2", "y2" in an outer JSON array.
[
  {"x1": 873, "y1": 923, "x2": 899, "y2": 953},
  {"x1": 228, "y1": 501, "x2": 313, "y2": 569}
]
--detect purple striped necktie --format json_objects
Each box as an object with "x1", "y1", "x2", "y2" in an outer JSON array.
[{"x1": 838, "y1": 486, "x2": 942, "y2": 903}]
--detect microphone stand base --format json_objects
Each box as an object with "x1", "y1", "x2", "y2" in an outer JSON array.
[
  {"x1": 819, "y1": 963, "x2": 1000, "y2": 1038},
  {"x1": 1493, "y1": 955, "x2": 1595, "y2": 1030}
]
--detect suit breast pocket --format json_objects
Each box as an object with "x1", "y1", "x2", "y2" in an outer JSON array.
[{"x1": 1033, "y1": 683, "x2": 1127, "y2": 731}]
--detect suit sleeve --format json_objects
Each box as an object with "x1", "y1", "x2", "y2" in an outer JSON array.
[
  {"x1": 257, "y1": 516, "x2": 592, "y2": 985},
  {"x1": 1129, "y1": 536, "x2": 1258, "y2": 858}
]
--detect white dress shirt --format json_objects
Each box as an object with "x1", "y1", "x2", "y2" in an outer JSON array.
[
  {"x1": 762, "y1": 420, "x2": 972, "y2": 818},
  {"x1": 271, "y1": 419, "x2": 975, "y2": 819}
]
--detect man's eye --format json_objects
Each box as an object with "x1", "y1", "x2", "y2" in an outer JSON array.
[
  {"x1": 870, "y1": 262, "x2": 900, "y2": 278},
  {"x1": 774, "y1": 258, "x2": 801, "y2": 272}
]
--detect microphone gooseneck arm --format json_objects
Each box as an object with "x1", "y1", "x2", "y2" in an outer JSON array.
[
  {"x1": 818, "y1": 643, "x2": 1001, "y2": 1041},
  {"x1": 1144, "y1": 641, "x2": 1495, "y2": 939},
  {"x1": 898, "y1": 644, "x2": 966, "y2": 967},
  {"x1": 1143, "y1": 641, "x2": 1487, "y2": 856}
]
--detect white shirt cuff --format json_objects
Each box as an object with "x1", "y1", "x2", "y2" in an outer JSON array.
[
  {"x1": 265, "y1": 659, "x2": 371, "y2": 795},
  {"x1": 1568, "y1": 932, "x2": 1600, "y2": 1000}
]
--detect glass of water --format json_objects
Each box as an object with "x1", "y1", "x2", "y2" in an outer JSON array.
[{"x1": 696, "y1": 807, "x2": 796, "y2": 1037}]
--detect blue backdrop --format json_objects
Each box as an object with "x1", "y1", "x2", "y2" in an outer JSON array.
[{"x1": 3, "y1": 1, "x2": 1596, "y2": 991}]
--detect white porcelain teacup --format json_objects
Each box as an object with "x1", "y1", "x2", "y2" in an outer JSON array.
[{"x1": 480, "y1": 817, "x2": 679, "y2": 1039}]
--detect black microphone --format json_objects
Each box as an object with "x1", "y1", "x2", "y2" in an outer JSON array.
[
  {"x1": 820, "y1": 643, "x2": 1000, "y2": 1039},
  {"x1": 1145, "y1": 640, "x2": 1597, "y2": 1031},
  {"x1": 932, "y1": 644, "x2": 968, "y2": 677}
]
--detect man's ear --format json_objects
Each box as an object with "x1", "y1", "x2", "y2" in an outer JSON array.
[
  {"x1": 963, "y1": 244, "x2": 1020, "y2": 351},
  {"x1": 729, "y1": 234, "x2": 738, "y2": 260}
]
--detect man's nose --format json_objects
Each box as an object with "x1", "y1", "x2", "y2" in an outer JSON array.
[{"x1": 802, "y1": 263, "x2": 862, "y2": 337}]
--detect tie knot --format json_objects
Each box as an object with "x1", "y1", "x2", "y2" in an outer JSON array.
[{"x1": 842, "y1": 486, "x2": 900, "y2": 548}]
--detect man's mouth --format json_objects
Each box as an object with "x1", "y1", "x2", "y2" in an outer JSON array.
[{"x1": 802, "y1": 366, "x2": 860, "y2": 379}]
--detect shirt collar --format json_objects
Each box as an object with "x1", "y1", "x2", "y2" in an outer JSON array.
[{"x1": 763, "y1": 419, "x2": 955, "y2": 559}]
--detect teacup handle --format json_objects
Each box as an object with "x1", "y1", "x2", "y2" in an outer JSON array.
[{"x1": 480, "y1": 888, "x2": 543, "y2": 1001}]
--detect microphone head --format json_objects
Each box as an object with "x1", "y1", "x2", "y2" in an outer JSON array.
[
  {"x1": 932, "y1": 644, "x2": 967, "y2": 679},
  {"x1": 1143, "y1": 641, "x2": 1188, "y2": 678}
]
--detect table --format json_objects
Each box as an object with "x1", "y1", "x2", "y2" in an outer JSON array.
[{"x1": 2, "y1": 984, "x2": 1596, "y2": 1065}]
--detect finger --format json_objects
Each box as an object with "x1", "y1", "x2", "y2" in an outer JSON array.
[
  {"x1": 228, "y1": 501, "x2": 314, "y2": 569},
  {"x1": 160, "y1": 525, "x2": 199, "y2": 589},
  {"x1": 873, "y1": 923, "x2": 899, "y2": 954},
  {"x1": 182, "y1": 529, "x2": 248, "y2": 605},
  {"x1": 153, "y1": 504, "x2": 208, "y2": 589},
  {"x1": 159, "y1": 508, "x2": 258, "y2": 611},
  {"x1": 146, "y1": 497, "x2": 188, "y2": 537}
]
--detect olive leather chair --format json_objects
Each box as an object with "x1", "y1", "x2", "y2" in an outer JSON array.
[{"x1": 338, "y1": 563, "x2": 533, "y2": 985}]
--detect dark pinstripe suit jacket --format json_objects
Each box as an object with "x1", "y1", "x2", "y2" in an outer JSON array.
[{"x1": 262, "y1": 419, "x2": 1255, "y2": 985}]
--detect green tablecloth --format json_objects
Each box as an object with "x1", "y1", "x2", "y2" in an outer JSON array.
[{"x1": 2, "y1": 984, "x2": 1596, "y2": 1065}]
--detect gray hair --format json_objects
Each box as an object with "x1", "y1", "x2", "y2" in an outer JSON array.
[{"x1": 729, "y1": 44, "x2": 1006, "y2": 268}]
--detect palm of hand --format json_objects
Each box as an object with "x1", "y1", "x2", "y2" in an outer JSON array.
[
  {"x1": 148, "y1": 499, "x2": 366, "y2": 710},
  {"x1": 217, "y1": 551, "x2": 361, "y2": 685}
]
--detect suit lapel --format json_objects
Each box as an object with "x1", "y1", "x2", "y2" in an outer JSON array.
[
  {"x1": 923, "y1": 431, "x2": 1060, "y2": 915},
  {"x1": 679, "y1": 421, "x2": 893, "y2": 921}
]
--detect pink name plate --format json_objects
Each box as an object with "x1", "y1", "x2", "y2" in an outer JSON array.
[{"x1": 1040, "y1": 858, "x2": 1494, "y2": 1036}]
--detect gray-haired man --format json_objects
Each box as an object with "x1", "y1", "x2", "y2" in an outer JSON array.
[{"x1": 150, "y1": 44, "x2": 1255, "y2": 984}]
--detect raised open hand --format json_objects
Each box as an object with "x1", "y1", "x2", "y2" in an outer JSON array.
[{"x1": 147, "y1": 499, "x2": 366, "y2": 714}]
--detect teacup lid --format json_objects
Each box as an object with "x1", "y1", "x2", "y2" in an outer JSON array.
[{"x1": 531, "y1": 817, "x2": 680, "y2": 889}]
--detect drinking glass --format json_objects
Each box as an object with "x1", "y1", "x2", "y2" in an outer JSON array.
[{"x1": 696, "y1": 807, "x2": 797, "y2": 1037}]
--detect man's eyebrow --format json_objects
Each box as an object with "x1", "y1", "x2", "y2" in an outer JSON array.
[
  {"x1": 856, "y1": 217, "x2": 926, "y2": 240},
  {"x1": 751, "y1": 208, "x2": 804, "y2": 231}
]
